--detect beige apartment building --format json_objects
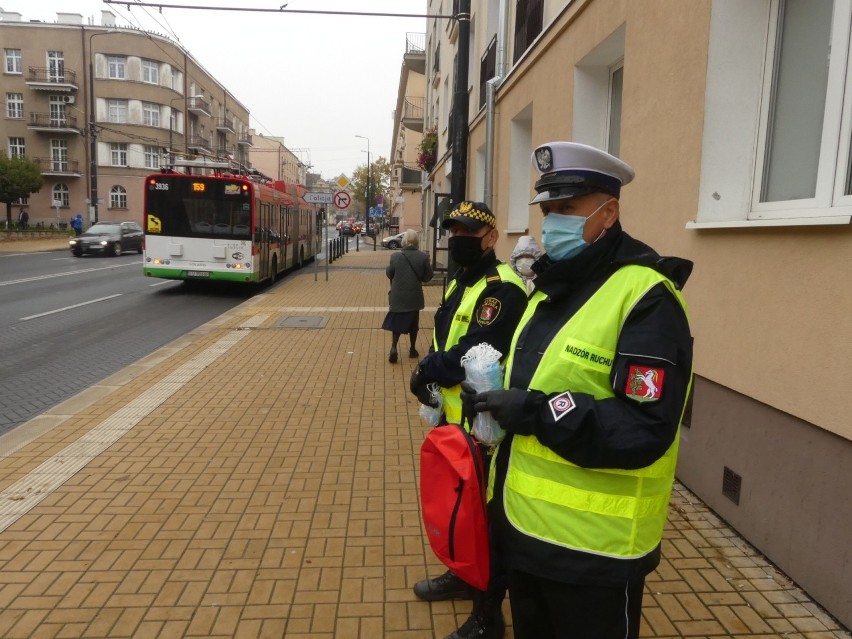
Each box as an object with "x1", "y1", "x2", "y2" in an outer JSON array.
[
  {"x1": 418, "y1": 0, "x2": 852, "y2": 628},
  {"x1": 248, "y1": 131, "x2": 308, "y2": 184},
  {"x1": 389, "y1": 32, "x2": 427, "y2": 236},
  {"x1": 1, "y1": 9, "x2": 251, "y2": 228}
]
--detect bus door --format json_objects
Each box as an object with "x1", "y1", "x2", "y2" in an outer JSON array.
[{"x1": 258, "y1": 200, "x2": 270, "y2": 280}]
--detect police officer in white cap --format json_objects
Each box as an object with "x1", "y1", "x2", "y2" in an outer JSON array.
[{"x1": 462, "y1": 142, "x2": 695, "y2": 638}]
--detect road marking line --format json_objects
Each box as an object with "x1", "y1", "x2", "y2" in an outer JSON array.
[
  {"x1": 20, "y1": 294, "x2": 123, "y2": 321},
  {"x1": 0, "y1": 261, "x2": 141, "y2": 287},
  {"x1": 0, "y1": 318, "x2": 265, "y2": 534}
]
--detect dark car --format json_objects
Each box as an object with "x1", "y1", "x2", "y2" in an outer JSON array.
[
  {"x1": 339, "y1": 223, "x2": 356, "y2": 237},
  {"x1": 69, "y1": 221, "x2": 144, "y2": 257}
]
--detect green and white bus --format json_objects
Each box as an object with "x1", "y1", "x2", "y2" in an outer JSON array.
[{"x1": 143, "y1": 162, "x2": 318, "y2": 284}]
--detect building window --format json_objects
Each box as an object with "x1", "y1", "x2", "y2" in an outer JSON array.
[
  {"x1": 4, "y1": 49, "x2": 22, "y2": 74},
  {"x1": 50, "y1": 139, "x2": 68, "y2": 172},
  {"x1": 142, "y1": 59, "x2": 159, "y2": 85},
  {"x1": 110, "y1": 185, "x2": 127, "y2": 209},
  {"x1": 607, "y1": 62, "x2": 624, "y2": 157},
  {"x1": 107, "y1": 56, "x2": 126, "y2": 80},
  {"x1": 696, "y1": 0, "x2": 852, "y2": 225},
  {"x1": 108, "y1": 100, "x2": 127, "y2": 124},
  {"x1": 513, "y1": 0, "x2": 544, "y2": 64},
  {"x1": 479, "y1": 36, "x2": 497, "y2": 109},
  {"x1": 143, "y1": 102, "x2": 160, "y2": 127},
  {"x1": 8, "y1": 137, "x2": 25, "y2": 157},
  {"x1": 143, "y1": 145, "x2": 159, "y2": 169},
  {"x1": 6, "y1": 93, "x2": 24, "y2": 119},
  {"x1": 110, "y1": 143, "x2": 128, "y2": 166},
  {"x1": 47, "y1": 51, "x2": 65, "y2": 83},
  {"x1": 52, "y1": 183, "x2": 70, "y2": 208}
]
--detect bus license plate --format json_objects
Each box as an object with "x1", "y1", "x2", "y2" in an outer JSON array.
[{"x1": 186, "y1": 270, "x2": 210, "y2": 278}]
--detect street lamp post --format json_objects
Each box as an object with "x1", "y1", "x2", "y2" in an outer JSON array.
[
  {"x1": 355, "y1": 134, "x2": 375, "y2": 251},
  {"x1": 87, "y1": 29, "x2": 117, "y2": 224}
]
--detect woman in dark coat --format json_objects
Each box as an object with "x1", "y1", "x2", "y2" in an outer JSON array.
[{"x1": 382, "y1": 229, "x2": 433, "y2": 363}]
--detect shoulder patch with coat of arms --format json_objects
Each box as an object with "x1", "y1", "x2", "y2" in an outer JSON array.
[
  {"x1": 625, "y1": 365, "x2": 665, "y2": 402},
  {"x1": 476, "y1": 297, "x2": 501, "y2": 326}
]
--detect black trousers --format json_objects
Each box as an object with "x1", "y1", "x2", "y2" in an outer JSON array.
[{"x1": 507, "y1": 569, "x2": 645, "y2": 639}]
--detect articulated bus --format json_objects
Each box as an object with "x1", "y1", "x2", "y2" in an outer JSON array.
[{"x1": 143, "y1": 161, "x2": 318, "y2": 284}]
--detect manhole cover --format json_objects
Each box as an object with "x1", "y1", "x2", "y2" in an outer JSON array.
[{"x1": 277, "y1": 316, "x2": 328, "y2": 329}]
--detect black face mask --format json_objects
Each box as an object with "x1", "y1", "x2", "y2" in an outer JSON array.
[{"x1": 448, "y1": 234, "x2": 486, "y2": 268}]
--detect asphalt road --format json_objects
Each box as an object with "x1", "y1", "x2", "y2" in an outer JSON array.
[{"x1": 0, "y1": 249, "x2": 256, "y2": 435}]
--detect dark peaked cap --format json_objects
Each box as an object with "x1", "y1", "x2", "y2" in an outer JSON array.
[{"x1": 530, "y1": 141, "x2": 635, "y2": 204}]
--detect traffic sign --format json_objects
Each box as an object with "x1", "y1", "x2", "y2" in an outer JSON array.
[
  {"x1": 333, "y1": 191, "x2": 351, "y2": 209},
  {"x1": 304, "y1": 192, "x2": 333, "y2": 204}
]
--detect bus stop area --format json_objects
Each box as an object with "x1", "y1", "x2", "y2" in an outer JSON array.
[{"x1": 0, "y1": 241, "x2": 848, "y2": 638}]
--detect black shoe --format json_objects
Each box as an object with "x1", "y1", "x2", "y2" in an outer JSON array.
[
  {"x1": 445, "y1": 610, "x2": 506, "y2": 639},
  {"x1": 412, "y1": 570, "x2": 473, "y2": 601},
  {"x1": 409, "y1": 348, "x2": 419, "y2": 358},
  {"x1": 389, "y1": 346, "x2": 398, "y2": 363}
]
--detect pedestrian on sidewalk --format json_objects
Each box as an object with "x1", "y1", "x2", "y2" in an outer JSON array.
[
  {"x1": 18, "y1": 209, "x2": 29, "y2": 230},
  {"x1": 382, "y1": 229, "x2": 433, "y2": 363},
  {"x1": 463, "y1": 142, "x2": 694, "y2": 639},
  {"x1": 70, "y1": 214, "x2": 83, "y2": 236},
  {"x1": 409, "y1": 201, "x2": 527, "y2": 639}
]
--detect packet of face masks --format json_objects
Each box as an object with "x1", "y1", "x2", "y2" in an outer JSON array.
[
  {"x1": 419, "y1": 382, "x2": 444, "y2": 428},
  {"x1": 460, "y1": 343, "x2": 505, "y2": 445}
]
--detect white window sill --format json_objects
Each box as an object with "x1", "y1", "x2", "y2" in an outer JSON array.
[{"x1": 686, "y1": 215, "x2": 851, "y2": 229}]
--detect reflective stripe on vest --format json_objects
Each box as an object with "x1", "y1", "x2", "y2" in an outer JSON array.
[
  {"x1": 434, "y1": 263, "x2": 524, "y2": 425},
  {"x1": 493, "y1": 264, "x2": 692, "y2": 559}
]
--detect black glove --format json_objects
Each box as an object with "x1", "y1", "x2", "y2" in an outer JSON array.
[
  {"x1": 410, "y1": 365, "x2": 439, "y2": 407},
  {"x1": 460, "y1": 382, "x2": 478, "y2": 430},
  {"x1": 472, "y1": 388, "x2": 537, "y2": 435}
]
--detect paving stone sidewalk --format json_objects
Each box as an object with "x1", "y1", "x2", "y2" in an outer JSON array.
[{"x1": 0, "y1": 244, "x2": 847, "y2": 638}]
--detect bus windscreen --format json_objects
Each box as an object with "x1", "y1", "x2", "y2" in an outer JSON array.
[{"x1": 146, "y1": 176, "x2": 252, "y2": 239}]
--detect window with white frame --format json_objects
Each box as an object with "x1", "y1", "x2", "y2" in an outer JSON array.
[
  {"x1": 107, "y1": 56, "x2": 126, "y2": 80},
  {"x1": 696, "y1": 0, "x2": 852, "y2": 225},
  {"x1": 110, "y1": 143, "x2": 128, "y2": 166},
  {"x1": 6, "y1": 93, "x2": 23, "y2": 119},
  {"x1": 50, "y1": 139, "x2": 68, "y2": 171},
  {"x1": 52, "y1": 183, "x2": 70, "y2": 207},
  {"x1": 4, "y1": 49, "x2": 22, "y2": 74},
  {"x1": 110, "y1": 185, "x2": 127, "y2": 209},
  {"x1": 8, "y1": 137, "x2": 25, "y2": 157},
  {"x1": 143, "y1": 102, "x2": 160, "y2": 127},
  {"x1": 108, "y1": 99, "x2": 127, "y2": 123},
  {"x1": 143, "y1": 145, "x2": 159, "y2": 169},
  {"x1": 572, "y1": 25, "x2": 626, "y2": 155},
  {"x1": 142, "y1": 59, "x2": 159, "y2": 84}
]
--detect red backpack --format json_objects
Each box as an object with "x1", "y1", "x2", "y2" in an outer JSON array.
[{"x1": 419, "y1": 423, "x2": 490, "y2": 591}]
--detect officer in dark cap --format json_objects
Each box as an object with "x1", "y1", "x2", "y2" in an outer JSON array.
[
  {"x1": 410, "y1": 200, "x2": 527, "y2": 639},
  {"x1": 463, "y1": 142, "x2": 694, "y2": 638}
]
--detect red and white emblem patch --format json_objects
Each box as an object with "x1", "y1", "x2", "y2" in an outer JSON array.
[
  {"x1": 476, "y1": 297, "x2": 501, "y2": 326},
  {"x1": 625, "y1": 366, "x2": 665, "y2": 402},
  {"x1": 548, "y1": 391, "x2": 576, "y2": 422}
]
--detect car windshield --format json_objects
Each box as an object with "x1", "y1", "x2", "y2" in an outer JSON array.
[{"x1": 87, "y1": 224, "x2": 121, "y2": 234}]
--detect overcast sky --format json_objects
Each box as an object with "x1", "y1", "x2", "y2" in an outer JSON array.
[{"x1": 2, "y1": 0, "x2": 427, "y2": 180}]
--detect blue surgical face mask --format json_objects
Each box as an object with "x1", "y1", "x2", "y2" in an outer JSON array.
[{"x1": 541, "y1": 199, "x2": 611, "y2": 261}]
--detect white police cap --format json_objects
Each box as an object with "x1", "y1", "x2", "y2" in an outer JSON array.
[{"x1": 530, "y1": 141, "x2": 635, "y2": 204}]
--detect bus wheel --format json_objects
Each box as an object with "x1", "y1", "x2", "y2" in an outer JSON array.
[{"x1": 270, "y1": 256, "x2": 278, "y2": 285}]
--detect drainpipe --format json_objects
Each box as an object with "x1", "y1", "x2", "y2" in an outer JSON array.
[{"x1": 483, "y1": 0, "x2": 511, "y2": 209}]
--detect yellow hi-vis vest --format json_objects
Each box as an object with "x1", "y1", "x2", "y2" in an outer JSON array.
[
  {"x1": 492, "y1": 264, "x2": 692, "y2": 560},
  {"x1": 434, "y1": 263, "x2": 524, "y2": 425}
]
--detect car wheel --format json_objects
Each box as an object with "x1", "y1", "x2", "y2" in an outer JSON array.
[
  {"x1": 387, "y1": 240, "x2": 400, "y2": 249},
  {"x1": 112, "y1": 242, "x2": 122, "y2": 257},
  {"x1": 72, "y1": 249, "x2": 82, "y2": 257}
]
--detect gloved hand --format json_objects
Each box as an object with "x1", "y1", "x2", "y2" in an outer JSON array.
[
  {"x1": 471, "y1": 388, "x2": 537, "y2": 435},
  {"x1": 460, "y1": 382, "x2": 478, "y2": 430},
  {"x1": 410, "y1": 365, "x2": 439, "y2": 407}
]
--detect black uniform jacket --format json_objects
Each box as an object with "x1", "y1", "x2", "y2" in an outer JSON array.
[
  {"x1": 491, "y1": 221, "x2": 694, "y2": 587},
  {"x1": 420, "y1": 251, "x2": 528, "y2": 388}
]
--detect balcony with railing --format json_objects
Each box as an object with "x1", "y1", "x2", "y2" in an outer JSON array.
[
  {"x1": 187, "y1": 134, "x2": 212, "y2": 154},
  {"x1": 33, "y1": 157, "x2": 81, "y2": 176},
  {"x1": 26, "y1": 67, "x2": 78, "y2": 91},
  {"x1": 400, "y1": 166, "x2": 424, "y2": 190},
  {"x1": 187, "y1": 96, "x2": 211, "y2": 116},
  {"x1": 28, "y1": 112, "x2": 80, "y2": 133},
  {"x1": 238, "y1": 132, "x2": 253, "y2": 147},
  {"x1": 404, "y1": 32, "x2": 426, "y2": 74},
  {"x1": 216, "y1": 116, "x2": 235, "y2": 133},
  {"x1": 402, "y1": 97, "x2": 425, "y2": 132}
]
